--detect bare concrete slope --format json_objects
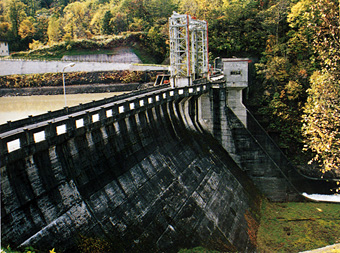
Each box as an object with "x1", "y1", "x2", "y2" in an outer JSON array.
[{"x1": 61, "y1": 47, "x2": 142, "y2": 63}]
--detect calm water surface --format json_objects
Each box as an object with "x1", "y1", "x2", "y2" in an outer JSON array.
[{"x1": 0, "y1": 92, "x2": 126, "y2": 125}]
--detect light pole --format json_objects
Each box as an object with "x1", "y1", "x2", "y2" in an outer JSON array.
[{"x1": 62, "y1": 62, "x2": 75, "y2": 107}]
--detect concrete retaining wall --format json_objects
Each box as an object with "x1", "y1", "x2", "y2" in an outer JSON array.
[
  {"x1": 0, "y1": 59, "x2": 168, "y2": 76},
  {"x1": 1, "y1": 85, "x2": 261, "y2": 252}
]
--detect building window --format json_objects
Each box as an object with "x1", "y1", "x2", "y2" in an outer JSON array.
[{"x1": 230, "y1": 70, "x2": 242, "y2": 75}]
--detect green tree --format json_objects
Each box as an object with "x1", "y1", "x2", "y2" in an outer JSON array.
[
  {"x1": 0, "y1": 1, "x2": 11, "y2": 38},
  {"x1": 145, "y1": 25, "x2": 167, "y2": 62},
  {"x1": 179, "y1": 0, "x2": 223, "y2": 20},
  {"x1": 208, "y1": 0, "x2": 267, "y2": 58},
  {"x1": 111, "y1": 12, "x2": 128, "y2": 34},
  {"x1": 260, "y1": 0, "x2": 290, "y2": 46},
  {"x1": 21, "y1": 0, "x2": 40, "y2": 17},
  {"x1": 34, "y1": 9, "x2": 50, "y2": 43},
  {"x1": 0, "y1": 21, "x2": 11, "y2": 38},
  {"x1": 144, "y1": 0, "x2": 178, "y2": 24},
  {"x1": 117, "y1": 0, "x2": 149, "y2": 28},
  {"x1": 5, "y1": 0, "x2": 27, "y2": 38},
  {"x1": 102, "y1": 10, "x2": 113, "y2": 34}
]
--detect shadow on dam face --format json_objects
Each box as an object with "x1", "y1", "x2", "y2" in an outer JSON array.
[{"x1": 1, "y1": 97, "x2": 261, "y2": 252}]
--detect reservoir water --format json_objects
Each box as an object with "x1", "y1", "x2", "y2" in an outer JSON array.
[{"x1": 0, "y1": 92, "x2": 126, "y2": 125}]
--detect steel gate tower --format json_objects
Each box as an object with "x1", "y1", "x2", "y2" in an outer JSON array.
[{"x1": 169, "y1": 12, "x2": 208, "y2": 87}]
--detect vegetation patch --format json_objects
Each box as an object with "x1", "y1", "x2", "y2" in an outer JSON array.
[
  {"x1": 77, "y1": 235, "x2": 112, "y2": 253},
  {"x1": 7, "y1": 33, "x2": 165, "y2": 64},
  {"x1": 178, "y1": 247, "x2": 220, "y2": 253},
  {"x1": 257, "y1": 200, "x2": 340, "y2": 252},
  {"x1": 0, "y1": 70, "x2": 157, "y2": 89}
]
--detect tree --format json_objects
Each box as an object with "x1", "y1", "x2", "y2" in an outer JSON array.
[
  {"x1": 144, "y1": 0, "x2": 178, "y2": 24},
  {"x1": 117, "y1": 0, "x2": 149, "y2": 28},
  {"x1": 102, "y1": 10, "x2": 113, "y2": 34},
  {"x1": 145, "y1": 25, "x2": 167, "y2": 62},
  {"x1": 260, "y1": 0, "x2": 290, "y2": 46},
  {"x1": 0, "y1": 1, "x2": 11, "y2": 38},
  {"x1": 34, "y1": 9, "x2": 50, "y2": 43},
  {"x1": 0, "y1": 21, "x2": 11, "y2": 38},
  {"x1": 18, "y1": 17, "x2": 36, "y2": 39},
  {"x1": 112, "y1": 12, "x2": 128, "y2": 34},
  {"x1": 309, "y1": 0, "x2": 340, "y2": 74},
  {"x1": 302, "y1": 71, "x2": 340, "y2": 174},
  {"x1": 21, "y1": 0, "x2": 40, "y2": 17},
  {"x1": 5, "y1": 0, "x2": 27, "y2": 38},
  {"x1": 208, "y1": 0, "x2": 267, "y2": 58},
  {"x1": 47, "y1": 15, "x2": 62, "y2": 42},
  {"x1": 89, "y1": 6, "x2": 107, "y2": 35},
  {"x1": 62, "y1": 1, "x2": 94, "y2": 39},
  {"x1": 129, "y1": 17, "x2": 148, "y2": 32},
  {"x1": 302, "y1": 0, "x2": 340, "y2": 173},
  {"x1": 249, "y1": 0, "x2": 319, "y2": 158},
  {"x1": 179, "y1": 0, "x2": 223, "y2": 20}
]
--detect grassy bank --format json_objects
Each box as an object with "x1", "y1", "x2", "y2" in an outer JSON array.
[
  {"x1": 257, "y1": 200, "x2": 340, "y2": 252},
  {"x1": 178, "y1": 201, "x2": 340, "y2": 252}
]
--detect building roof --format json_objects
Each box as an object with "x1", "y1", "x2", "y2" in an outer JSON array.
[{"x1": 222, "y1": 58, "x2": 251, "y2": 63}]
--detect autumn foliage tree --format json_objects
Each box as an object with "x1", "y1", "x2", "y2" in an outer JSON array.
[
  {"x1": 302, "y1": 0, "x2": 340, "y2": 174},
  {"x1": 303, "y1": 72, "x2": 340, "y2": 174}
]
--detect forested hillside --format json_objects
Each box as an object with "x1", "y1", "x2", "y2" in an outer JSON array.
[{"x1": 0, "y1": 0, "x2": 339, "y2": 176}]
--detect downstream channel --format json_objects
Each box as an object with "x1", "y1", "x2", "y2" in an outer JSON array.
[{"x1": 0, "y1": 92, "x2": 126, "y2": 124}]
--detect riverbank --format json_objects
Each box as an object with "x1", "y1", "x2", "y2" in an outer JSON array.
[{"x1": 0, "y1": 82, "x2": 153, "y2": 97}]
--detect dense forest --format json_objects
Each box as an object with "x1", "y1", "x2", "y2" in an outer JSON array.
[{"x1": 0, "y1": 0, "x2": 339, "y2": 176}]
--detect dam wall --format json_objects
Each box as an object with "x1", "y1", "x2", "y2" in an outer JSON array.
[{"x1": 1, "y1": 85, "x2": 261, "y2": 252}]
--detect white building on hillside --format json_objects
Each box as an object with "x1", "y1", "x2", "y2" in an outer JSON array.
[{"x1": 0, "y1": 40, "x2": 9, "y2": 56}]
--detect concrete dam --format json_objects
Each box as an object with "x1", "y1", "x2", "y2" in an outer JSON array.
[
  {"x1": 1, "y1": 83, "x2": 260, "y2": 252},
  {"x1": 1, "y1": 69, "x2": 334, "y2": 251}
]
